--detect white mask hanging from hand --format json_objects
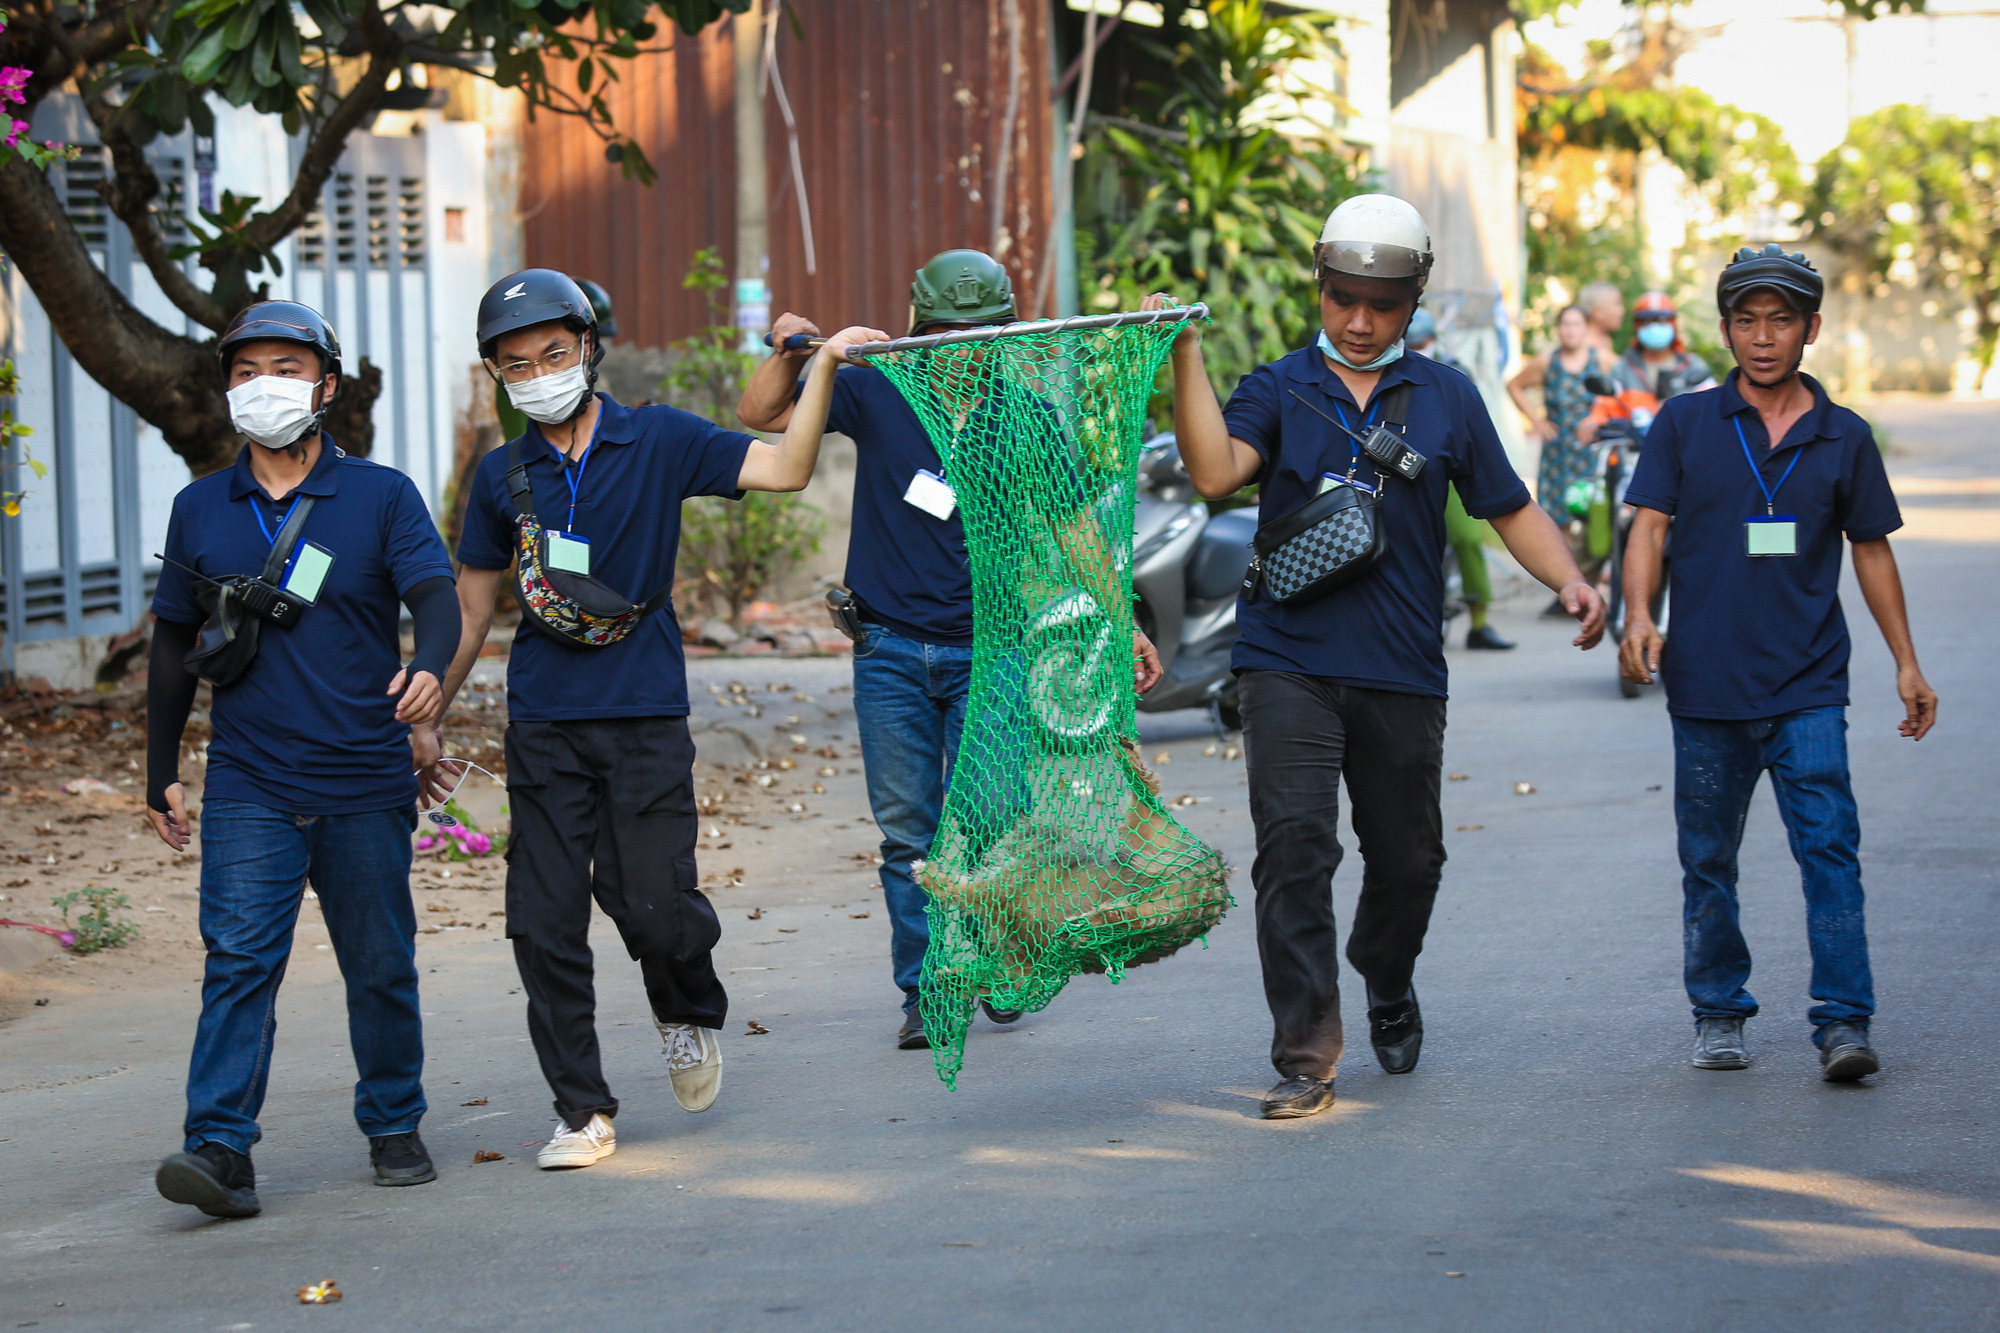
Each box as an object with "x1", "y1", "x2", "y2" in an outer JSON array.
[
  {"x1": 227, "y1": 374, "x2": 324, "y2": 450},
  {"x1": 504, "y1": 362, "x2": 591, "y2": 425}
]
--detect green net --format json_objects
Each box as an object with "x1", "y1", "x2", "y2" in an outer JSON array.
[{"x1": 865, "y1": 310, "x2": 1233, "y2": 1086}]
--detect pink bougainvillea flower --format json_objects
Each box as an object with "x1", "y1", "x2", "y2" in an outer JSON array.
[
  {"x1": 414, "y1": 834, "x2": 436, "y2": 851},
  {"x1": 0, "y1": 66, "x2": 29, "y2": 105},
  {"x1": 3, "y1": 119, "x2": 27, "y2": 148},
  {"x1": 466, "y1": 832, "x2": 492, "y2": 855}
]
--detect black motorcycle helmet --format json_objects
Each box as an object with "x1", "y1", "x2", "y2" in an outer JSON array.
[
  {"x1": 477, "y1": 269, "x2": 603, "y2": 380},
  {"x1": 575, "y1": 278, "x2": 618, "y2": 341},
  {"x1": 217, "y1": 300, "x2": 342, "y2": 380},
  {"x1": 1716, "y1": 244, "x2": 1824, "y2": 318}
]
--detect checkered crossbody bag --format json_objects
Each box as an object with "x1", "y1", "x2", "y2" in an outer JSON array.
[{"x1": 1243, "y1": 384, "x2": 1411, "y2": 605}]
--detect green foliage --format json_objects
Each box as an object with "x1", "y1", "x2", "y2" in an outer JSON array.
[
  {"x1": 0, "y1": 357, "x2": 47, "y2": 517},
  {"x1": 1077, "y1": 0, "x2": 1368, "y2": 403},
  {"x1": 662, "y1": 248, "x2": 825, "y2": 630},
  {"x1": 7, "y1": 0, "x2": 745, "y2": 312},
  {"x1": 1811, "y1": 104, "x2": 2000, "y2": 366},
  {"x1": 1516, "y1": 33, "x2": 1800, "y2": 355},
  {"x1": 52, "y1": 885, "x2": 139, "y2": 955}
]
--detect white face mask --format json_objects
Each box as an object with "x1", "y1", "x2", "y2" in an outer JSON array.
[
  {"x1": 505, "y1": 362, "x2": 591, "y2": 425},
  {"x1": 227, "y1": 374, "x2": 323, "y2": 450}
]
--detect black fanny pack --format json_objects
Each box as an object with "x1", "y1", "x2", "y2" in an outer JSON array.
[
  {"x1": 1244, "y1": 383, "x2": 1413, "y2": 606},
  {"x1": 506, "y1": 440, "x2": 672, "y2": 650},
  {"x1": 181, "y1": 496, "x2": 318, "y2": 688}
]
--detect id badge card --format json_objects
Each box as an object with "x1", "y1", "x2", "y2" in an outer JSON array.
[
  {"x1": 282, "y1": 540, "x2": 335, "y2": 605},
  {"x1": 545, "y1": 530, "x2": 592, "y2": 576},
  {"x1": 1316, "y1": 473, "x2": 1374, "y2": 496},
  {"x1": 904, "y1": 469, "x2": 958, "y2": 521},
  {"x1": 1745, "y1": 515, "x2": 1798, "y2": 558}
]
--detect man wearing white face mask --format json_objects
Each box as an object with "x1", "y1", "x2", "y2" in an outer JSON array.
[
  {"x1": 147, "y1": 301, "x2": 463, "y2": 1218},
  {"x1": 425, "y1": 269, "x2": 880, "y2": 1170}
]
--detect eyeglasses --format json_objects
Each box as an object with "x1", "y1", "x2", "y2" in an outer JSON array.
[{"x1": 488, "y1": 338, "x2": 585, "y2": 382}]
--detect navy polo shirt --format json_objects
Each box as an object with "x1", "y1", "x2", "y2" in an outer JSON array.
[
  {"x1": 457, "y1": 393, "x2": 752, "y2": 721},
  {"x1": 1222, "y1": 346, "x2": 1532, "y2": 696},
  {"x1": 1623, "y1": 371, "x2": 1901, "y2": 720},
  {"x1": 810, "y1": 364, "x2": 974, "y2": 645},
  {"x1": 153, "y1": 435, "x2": 455, "y2": 814}
]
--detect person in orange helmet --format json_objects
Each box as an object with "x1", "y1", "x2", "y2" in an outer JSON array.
[{"x1": 1614, "y1": 291, "x2": 1716, "y2": 403}]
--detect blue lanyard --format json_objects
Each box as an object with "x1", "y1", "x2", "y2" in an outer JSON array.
[
  {"x1": 1330, "y1": 396, "x2": 1385, "y2": 478},
  {"x1": 252, "y1": 493, "x2": 304, "y2": 549},
  {"x1": 557, "y1": 420, "x2": 601, "y2": 533},
  {"x1": 1734, "y1": 416, "x2": 1801, "y2": 516}
]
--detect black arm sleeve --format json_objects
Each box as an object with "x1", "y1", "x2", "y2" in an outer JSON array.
[
  {"x1": 403, "y1": 575, "x2": 461, "y2": 683},
  {"x1": 146, "y1": 617, "x2": 202, "y2": 813}
]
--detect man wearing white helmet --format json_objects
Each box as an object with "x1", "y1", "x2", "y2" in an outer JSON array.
[{"x1": 1147, "y1": 194, "x2": 1606, "y2": 1118}]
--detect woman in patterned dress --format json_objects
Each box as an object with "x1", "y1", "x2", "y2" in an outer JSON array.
[{"x1": 1508, "y1": 304, "x2": 1605, "y2": 526}]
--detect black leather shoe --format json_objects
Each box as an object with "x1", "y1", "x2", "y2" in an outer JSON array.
[
  {"x1": 1818, "y1": 1021, "x2": 1880, "y2": 1082},
  {"x1": 157, "y1": 1141, "x2": 261, "y2": 1218},
  {"x1": 369, "y1": 1130, "x2": 438, "y2": 1186},
  {"x1": 1259, "y1": 1075, "x2": 1336, "y2": 1119},
  {"x1": 980, "y1": 999, "x2": 1023, "y2": 1025},
  {"x1": 896, "y1": 1008, "x2": 930, "y2": 1050},
  {"x1": 1369, "y1": 992, "x2": 1424, "y2": 1074},
  {"x1": 1465, "y1": 625, "x2": 1516, "y2": 650}
]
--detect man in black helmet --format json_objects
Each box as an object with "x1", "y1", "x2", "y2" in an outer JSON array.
[
  {"x1": 736, "y1": 249, "x2": 1162, "y2": 1051},
  {"x1": 1620, "y1": 245, "x2": 1938, "y2": 1083},
  {"x1": 146, "y1": 301, "x2": 463, "y2": 1217},
  {"x1": 422, "y1": 269, "x2": 879, "y2": 1169}
]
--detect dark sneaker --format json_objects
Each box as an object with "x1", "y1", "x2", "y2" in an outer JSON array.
[
  {"x1": 369, "y1": 1131, "x2": 437, "y2": 1186},
  {"x1": 1369, "y1": 991, "x2": 1424, "y2": 1075},
  {"x1": 1465, "y1": 625, "x2": 1516, "y2": 651},
  {"x1": 1259, "y1": 1075, "x2": 1336, "y2": 1119},
  {"x1": 1691, "y1": 1017, "x2": 1750, "y2": 1070},
  {"x1": 157, "y1": 1141, "x2": 261, "y2": 1218},
  {"x1": 896, "y1": 1008, "x2": 930, "y2": 1050},
  {"x1": 980, "y1": 999, "x2": 1023, "y2": 1025},
  {"x1": 1818, "y1": 1022, "x2": 1880, "y2": 1082}
]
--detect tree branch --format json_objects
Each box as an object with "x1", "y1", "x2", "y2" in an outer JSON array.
[{"x1": 243, "y1": 7, "x2": 399, "y2": 253}]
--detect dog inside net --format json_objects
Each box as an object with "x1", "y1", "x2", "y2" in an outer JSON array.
[{"x1": 865, "y1": 313, "x2": 1232, "y2": 1086}]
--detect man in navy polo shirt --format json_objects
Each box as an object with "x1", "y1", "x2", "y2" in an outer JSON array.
[
  {"x1": 1151, "y1": 195, "x2": 1606, "y2": 1119},
  {"x1": 425, "y1": 269, "x2": 876, "y2": 1169},
  {"x1": 736, "y1": 249, "x2": 1162, "y2": 1050},
  {"x1": 147, "y1": 301, "x2": 461, "y2": 1217},
  {"x1": 1620, "y1": 245, "x2": 1938, "y2": 1082}
]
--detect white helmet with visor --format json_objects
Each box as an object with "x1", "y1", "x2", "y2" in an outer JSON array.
[{"x1": 1314, "y1": 194, "x2": 1435, "y2": 291}]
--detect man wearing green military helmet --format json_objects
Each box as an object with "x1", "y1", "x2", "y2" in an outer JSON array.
[{"x1": 738, "y1": 249, "x2": 1161, "y2": 1050}]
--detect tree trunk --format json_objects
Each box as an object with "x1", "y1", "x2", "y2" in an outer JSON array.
[{"x1": 0, "y1": 153, "x2": 377, "y2": 476}]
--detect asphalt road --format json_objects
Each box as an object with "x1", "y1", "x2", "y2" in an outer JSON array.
[{"x1": 3, "y1": 400, "x2": 1996, "y2": 1331}]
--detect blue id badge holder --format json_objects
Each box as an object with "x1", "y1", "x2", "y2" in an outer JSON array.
[
  {"x1": 283, "y1": 541, "x2": 336, "y2": 604},
  {"x1": 1316, "y1": 471, "x2": 1375, "y2": 496},
  {"x1": 545, "y1": 530, "x2": 592, "y2": 576},
  {"x1": 1745, "y1": 515, "x2": 1797, "y2": 557}
]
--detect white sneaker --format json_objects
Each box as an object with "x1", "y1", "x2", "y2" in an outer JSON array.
[
  {"x1": 537, "y1": 1113, "x2": 616, "y2": 1169},
  {"x1": 657, "y1": 1021, "x2": 722, "y2": 1113}
]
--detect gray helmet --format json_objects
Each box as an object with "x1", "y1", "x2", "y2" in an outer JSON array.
[{"x1": 1716, "y1": 244, "x2": 1824, "y2": 317}]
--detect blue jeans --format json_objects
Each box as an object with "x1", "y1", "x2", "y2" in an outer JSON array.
[
  {"x1": 852, "y1": 626, "x2": 972, "y2": 1010},
  {"x1": 1673, "y1": 707, "x2": 1873, "y2": 1037},
  {"x1": 185, "y1": 799, "x2": 425, "y2": 1153}
]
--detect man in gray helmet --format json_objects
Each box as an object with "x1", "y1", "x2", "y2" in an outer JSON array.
[
  {"x1": 421, "y1": 268, "x2": 884, "y2": 1168},
  {"x1": 1620, "y1": 245, "x2": 1936, "y2": 1083},
  {"x1": 1150, "y1": 194, "x2": 1605, "y2": 1119}
]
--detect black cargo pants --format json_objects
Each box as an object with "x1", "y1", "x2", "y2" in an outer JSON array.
[
  {"x1": 504, "y1": 716, "x2": 726, "y2": 1129},
  {"x1": 1240, "y1": 671, "x2": 1447, "y2": 1081}
]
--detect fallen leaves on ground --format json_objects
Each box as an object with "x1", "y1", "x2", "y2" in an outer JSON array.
[
  {"x1": 745, "y1": 1020, "x2": 770, "y2": 1034},
  {"x1": 473, "y1": 1150, "x2": 505, "y2": 1163}
]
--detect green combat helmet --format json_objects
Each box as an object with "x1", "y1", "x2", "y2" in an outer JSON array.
[{"x1": 910, "y1": 249, "x2": 1016, "y2": 332}]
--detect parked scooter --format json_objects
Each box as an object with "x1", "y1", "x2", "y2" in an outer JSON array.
[{"x1": 1130, "y1": 433, "x2": 1255, "y2": 732}]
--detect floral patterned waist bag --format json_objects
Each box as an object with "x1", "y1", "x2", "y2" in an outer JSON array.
[{"x1": 505, "y1": 440, "x2": 672, "y2": 649}]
